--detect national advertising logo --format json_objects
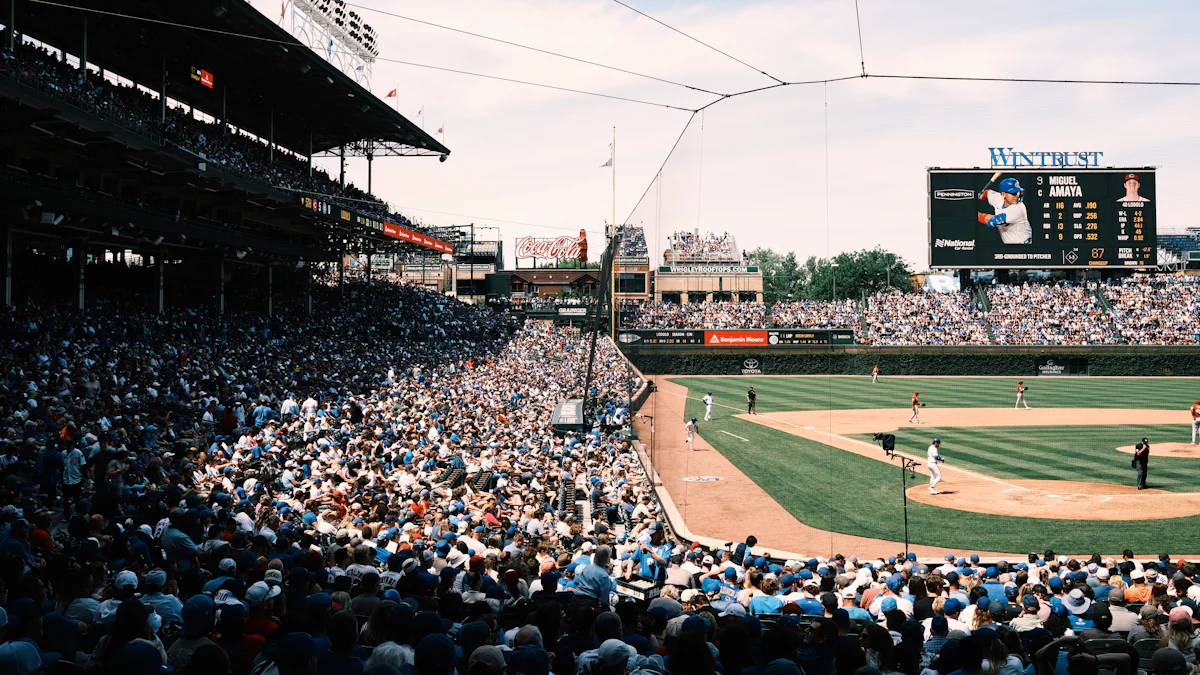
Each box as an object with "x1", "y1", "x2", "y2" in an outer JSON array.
[{"x1": 934, "y1": 238, "x2": 975, "y2": 250}]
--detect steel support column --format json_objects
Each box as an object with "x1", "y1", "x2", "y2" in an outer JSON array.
[
  {"x1": 156, "y1": 247, "x2": 165, "y2": 313},
  {"x1": 266, "y1": 265, "x2": 273, "y2": 317}
]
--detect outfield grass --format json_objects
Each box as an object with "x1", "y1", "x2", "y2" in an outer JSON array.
[
  {"x1": 672, "y1": 376, "x2": 1200, "y2": 553},
  {"x1": 677, "y1": 375, "x2": 1200, "y2": 413},
  {"x1": 854, "y1": 424, "x2": 1194, "y2": 492}
]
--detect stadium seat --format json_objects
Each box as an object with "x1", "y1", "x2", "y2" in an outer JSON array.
[{"x1": 1084, "y1": 638, "x2": 1126, "y2": 655}]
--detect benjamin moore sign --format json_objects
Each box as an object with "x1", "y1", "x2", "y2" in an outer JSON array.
[{"x1": 988, "y1": 148, "x2": 1104, "y2": 168}]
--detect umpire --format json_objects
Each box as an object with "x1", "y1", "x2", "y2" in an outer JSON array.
[{"x1": 1132, "y1": 437, "x2": 1150, "y2": 490}]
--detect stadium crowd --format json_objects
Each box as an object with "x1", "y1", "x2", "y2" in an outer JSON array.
[
  {"x1": 864, "y1": 291, "x2": 990, "y2": 346},
  {"x1": 1106, "y1": 276, "x2": 1200, "y2": 346},
  {"x1": 626, "y1": 301, "x2": 769, "y2": 329},
  {"x1": 622, "y1": 276, "x2": 1200, "y2": 347},
  {"x1": 667, "y1": 232, "x2": 738, "y2": 262},
  {"x1": 771, "y1": 301, "x2": 861, "y2": 331},
  {"x1": 985, "y1": 282, "x2": 1119, "y2": 346},
  {"x1": 616, "y1": 227, "x2": 648, "y2": 258},
  {"x1": 2, "y1": 40, "x2": 431, "y2": 235}
]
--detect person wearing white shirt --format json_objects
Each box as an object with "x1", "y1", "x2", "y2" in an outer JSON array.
[
  {"x1": 927, "y1": 439, "x2": 945, "y2": 495},
  {"x1": 702, "y1": 392, "x2": 713, "y2": 421}
]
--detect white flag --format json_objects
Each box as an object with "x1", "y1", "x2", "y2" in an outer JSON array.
[{"x1": 599, "y1": 142, "x2": 613, "y2": 168}]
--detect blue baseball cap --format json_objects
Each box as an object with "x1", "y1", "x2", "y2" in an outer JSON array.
[
  {"x1": 886, "y1": 574, "x2": 904, "y2": 591},
  {"x1": 881, "y1": 597, "x2": 898, "y2": 612},
  {"x1": 724, "y1": 567, "x2": 738, "y2": 579},
  {"x1": 976, "y1": 597, "x2": 990, "y2": 610},
  {"x1": 943, "y1": 598, "x2": 964, "y2": 614}
]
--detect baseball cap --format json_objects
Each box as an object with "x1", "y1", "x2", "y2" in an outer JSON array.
[
  {"x1": 1125, "y1": 173, "x2": 1140, "y2": 182},
  {"x1": 218, "y1": 558, "x2": 237, "y2": 573},
  {"x1": 0, "y1": 641, "x2": 42, "y2": 675},
  {"x1": 469, "y1": 646, "x2": 507, "y2": 673},
  {"x1": 116, "y1": 570, "x2": 139, "y2": 590},
  {"x1": 1153, "y1": 648, "x2": 1189, "y2": 675},
  {"x1": 720, "y1": 602, "x2": 748, "y2": 618},
  {"x1": 881, "y1": 597, "x2": 898, "y2": 613},
  {"x1": 246, "y1": 581, "x2": 281, "y2": 606},
  {"x1": 1022, "y1": 595, "x2": 1039, "y2": 609},
  {"x1": 1169, "y1": 606, "x2": 1194, "y2": 627},
  {"x1": 943, "y1": 598, "x2": 964, "y2": 614},
  {"x1": 598, "y1": 639, "x2": 630, "y2": 667},
  {"x1": 1131, "y1": 569, "x2": 1145, "y2": 580}
]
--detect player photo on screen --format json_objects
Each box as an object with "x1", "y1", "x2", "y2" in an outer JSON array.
[
  {"x1": 977, "y1": 177, "x2": 1031, "y2": 245},
  {"x1": 1118, "y1": 172, "x2": 1150, "y2": 203}
]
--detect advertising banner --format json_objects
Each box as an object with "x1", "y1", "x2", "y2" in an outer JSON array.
[
  {"x1": 1035, "y1": 357, "x2": 1088, "y2": 376},
  {"x1": 617, "y1": 329, "x2": 853, "y2": 347}
]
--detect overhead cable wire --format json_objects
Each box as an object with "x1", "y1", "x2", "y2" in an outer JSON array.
[
  {"x1": 27, "y1": 0, "x2": 698, "y2": 111},
  {"x1": 343, "y1": 1, "x2": 729, "y2": 96},
  {"x1": 610, "y1": 0, "x2": 785, "y2": 85},
  {"x1": 869, "y1": 73, "x2": 1200, "y2": 87},
  {"x1": 621, "y1": 111, "x2": 698, "y2": 225},
  {"x1": 853, "y1": 0, "x2": 867, "y2": 77}
]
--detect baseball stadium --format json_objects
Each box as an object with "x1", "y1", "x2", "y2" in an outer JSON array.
[{"x1": 7, "y1": 2, "x2": 1200, "y2": 674}]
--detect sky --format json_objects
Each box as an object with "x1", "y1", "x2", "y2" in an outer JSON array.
[{"x1": 249, "y1": 0, "x2": 1200, "y2": 270}]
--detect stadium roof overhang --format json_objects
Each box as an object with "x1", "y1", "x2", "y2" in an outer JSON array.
[{"x1": 15, "y1": 0, "x2": 449, "y2": 157}]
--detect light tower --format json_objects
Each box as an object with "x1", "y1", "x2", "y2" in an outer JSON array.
[{"x1": 282, "y1": 0, "x2": 379, "y2": 87}]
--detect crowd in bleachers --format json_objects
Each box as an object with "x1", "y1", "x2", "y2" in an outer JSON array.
[
  {"x1": 667, "y1": 231, "x2": 738, "y2": 261},
  {"x1": 1106, "y1": 275, "x2": 1200, "y2": 345},
  {"x1": 616, "y1": 226, "x2": 648, "y2": 257},
  {"x1": 771, "y1": 300, "x2": 860, "y2": 330},
  {"x1": 622, "y1": 276, "x2": 1200, "y2": 346},
  {"x1": 626, "y1": 301, "x2": 768, "y2": 329},
  {"x1": 3, "y1": 40, "x2": 429, "y2": 234},
  {"x1": 864, "y1": 291, "x2": 990, "y2": 346},
  {"x1": 986, "y1": 282, "x2": 1119, "y2": 346}
]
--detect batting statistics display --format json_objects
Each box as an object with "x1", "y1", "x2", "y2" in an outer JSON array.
[{"x1": 928, "y1": 169, "x2": 1157, "y2": 268}]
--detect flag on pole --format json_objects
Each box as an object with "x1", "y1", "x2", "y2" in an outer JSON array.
[
  {"x1": 281, "y1": 0, "x2": 285, "y2": 18},
  {"x1": 386, "y1": 89, "x2": 397, "y2": 98},
  {"x1": 327, "y1": 37, "x2": 333, "y2": 57},
  {"x1": 599, "y1": 142, "x2": 613, "y2": 167}
]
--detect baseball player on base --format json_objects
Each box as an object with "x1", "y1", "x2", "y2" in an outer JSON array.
[
  {"x1": 908, "y1": 391, "x2": 923, "y2": 424},
  {"x1": 1016, "y1": 380, "x2": 1030, "y2": 410},
  {"x1": 1192, "y1": 399, "x2": 1200, "y2": 444},
  {"x1": 927, "y1": 438, "x2": 946, "y2": 494},
  {"x1": 703, "y1": 392, "x2": 714, "y2": 421},
  {"x1": 685, "y1": 417, "x2": 697, "y2": 452},
  {"x1": 978, "y1": 178, "x2": 1033, "y2": 245}
]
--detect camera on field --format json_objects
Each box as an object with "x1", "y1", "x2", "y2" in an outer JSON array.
[{"x1": 873, "y1": 433, "x2": 896, "y2": 459}]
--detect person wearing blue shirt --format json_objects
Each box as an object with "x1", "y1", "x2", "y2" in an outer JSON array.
[
  {"x1": 633, "y1": 522, "x2": 672, "y2": 582},
  {"x1": 574, "y1": 546, "x2": 613, "y2": 609}
]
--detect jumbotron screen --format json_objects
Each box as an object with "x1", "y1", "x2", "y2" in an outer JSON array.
[{"x1": 928, "y1": 168, "x2": 1156, "y2": 268}]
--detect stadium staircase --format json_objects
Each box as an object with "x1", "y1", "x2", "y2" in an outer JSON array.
[{"x1": 971, "y1": 287, "x2": 999, "y2": 344}]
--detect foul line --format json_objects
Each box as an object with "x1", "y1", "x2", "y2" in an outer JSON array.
[{"x1": 718, "y1": 430, "x2": 750, "y2": 442}]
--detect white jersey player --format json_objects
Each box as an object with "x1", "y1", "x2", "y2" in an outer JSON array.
[
  {"x1": 979, "y1": 178, "x2": 1032, "y2": 245},
  {"x1": 927, "y1": 439, "x2": 945, "y2": 494},
  {"x1": 685, "y1": 417, "x2": 697, "y2": 452},
  {"x1": 703, "y1": 392, "x2": 714, "y2": 421}
]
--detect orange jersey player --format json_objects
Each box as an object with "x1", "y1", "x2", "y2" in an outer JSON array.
[
  {"x1": 908, "y1": 391, "x2": 922, "y2": 424},
  {"x1": 1016, "y1": 380, "x2": 1030, "y2": 410},
  {"x1": 1191, "y1": 399, "x2": 1200, "y2": 444}
]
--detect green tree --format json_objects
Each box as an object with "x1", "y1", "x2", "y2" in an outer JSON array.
[
  {"x1": 747, "y1": 247, "x2": 804, "y2": 304},
  {"x1": 803, "y1": 247, "x2": 913, "y2": 301}
]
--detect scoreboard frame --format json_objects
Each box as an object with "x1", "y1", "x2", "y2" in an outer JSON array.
[{"x1": 927, "y1": 167, "x2": 1157, "y2": 270}]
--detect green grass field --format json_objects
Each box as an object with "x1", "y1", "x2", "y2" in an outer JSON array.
[{"x1": 671, "y1": 376, "x2": 1200, "y2": 553}]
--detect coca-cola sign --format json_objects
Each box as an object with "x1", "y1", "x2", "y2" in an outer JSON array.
[{"x1": 515, "y1": 235, "x2": 585, "y2": 260}]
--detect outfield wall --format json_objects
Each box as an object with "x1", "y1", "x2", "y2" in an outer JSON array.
[{"x1": 621, "y1": 345, "x2": 1200, "y2": 376}]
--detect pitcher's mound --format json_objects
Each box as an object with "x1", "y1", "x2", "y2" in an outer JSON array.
[{"x1": 1116, "y1": 442, "x2": 1200, "y2": 458}]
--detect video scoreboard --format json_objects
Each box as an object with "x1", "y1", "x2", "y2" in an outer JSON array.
[
  {"x1": 616, "y1": 329, "x2": 854, "y2": 347},
  {"x1": 928, "y1": 168, "x2": 1156, "y2": 268}
]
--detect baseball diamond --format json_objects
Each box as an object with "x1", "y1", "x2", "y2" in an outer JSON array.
[{"x1": 636, "y1": 375, "x2": 1200, "y2": 556}]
